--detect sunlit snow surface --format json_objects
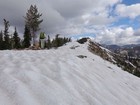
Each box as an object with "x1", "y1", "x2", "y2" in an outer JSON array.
[{"x1": 0, "y1": 42, "x2": 140, "y2": 105}]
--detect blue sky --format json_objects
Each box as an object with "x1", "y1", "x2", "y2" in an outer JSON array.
[
  {"x1": 122, "y1": 0, "x2": 140, "y2": 5},
  {"x1": 70, "y1": 0, "x2": 140, "y2": 45},
  {"x1": 0, "y1": 0, "x2": 140, "y2": 45},
  {"x1": 113, "y1": 0, "x2": 140, "y2": 30}
]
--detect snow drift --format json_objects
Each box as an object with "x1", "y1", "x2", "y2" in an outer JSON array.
[{"x1": 0, "y1": 41, "x2": 140, "y2": 105}]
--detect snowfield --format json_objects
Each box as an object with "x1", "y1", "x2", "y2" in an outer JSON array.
[{"x1": 0, "y1": 42, "x2": 140, "y2": 105}]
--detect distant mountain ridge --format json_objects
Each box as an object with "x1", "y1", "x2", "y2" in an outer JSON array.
[{"x1": 103, "y1": 44, "x2": 140, "y2": 58}]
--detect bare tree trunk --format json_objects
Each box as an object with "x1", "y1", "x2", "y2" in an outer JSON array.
[
  {"x1": 33, "y1": 31, "x2": 36, "y2": 46},
  {"x1": 33, "y1": 36, "x2": 35, "y2": 46},
  {"x1": 31, "y1": 37, "x2": 33, "y2": 46}
]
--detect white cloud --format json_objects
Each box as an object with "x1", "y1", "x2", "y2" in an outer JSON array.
[
  {"x1": 134, "y1": 29, "x2": 140, "y2": 36},
  {"x1": 0, "y1": 0, "x2": 121, "y2": 35},
  {"x1": 0, "y1": 0, "x2": 140, "y2": 45},
  {"x1": 115, "y1": 3, "x2": 140, "y2": 19},
  {"x1": 94, "y1": 27, "x2": 140, "y2": 45}
]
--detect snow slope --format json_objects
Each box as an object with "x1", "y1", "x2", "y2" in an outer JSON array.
[{"x1": 0, "y1": 42, "x2": 140, "y2": 105}]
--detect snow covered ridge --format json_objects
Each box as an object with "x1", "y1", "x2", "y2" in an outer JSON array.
[
  {"x1": 0, "y1": 41, "x2": 140, "y2": 105},
  {"x1": 88, "y1": 40, "x2": 140, "y2": 77}
]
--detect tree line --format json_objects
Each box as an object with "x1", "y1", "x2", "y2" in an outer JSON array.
[
  {"x1": 0, "y1": 5, "x2": 71, "y2": 50},
  {"x1": 0, "y1": 19, "x2": 22, "y2": 50}
]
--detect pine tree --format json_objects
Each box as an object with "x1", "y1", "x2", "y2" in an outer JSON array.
[
  {"x1": 23, "y1": 25, "x2": 31, "y2": 48},
  {"x1": 46, "y1": 35, "x2": 51, "y2": 49},
  {"x1": 3, "y1": 19, "x2": 10, "y2": 49},
  {"x1": 51, "y1": 34, "x2": 71, "y2": 48},
  {"x1": 51, "y1": 34, "x2": 59, "y2": 48},
  {"x1": 55, "y1": 34, "x2": 60, "y2": 47},
  {"x1": 0, "y1": 31, "x2": 4, "y2": 50},
  {"x1": 13, "y1": 27, "x2": 20, "y2": 49},
  {"x1": 24, "y1": 5, "x2": 43, "y2": 46}
]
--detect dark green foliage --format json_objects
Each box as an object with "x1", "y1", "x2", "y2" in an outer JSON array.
[
  {"x1": 45, "y1": 35, "x2": 51, "y2": 49},
  {"x1": 3, "y1": 19, "x2": 11, "y2": 49},
  {"x1": 51, "y1": 34, "x2": 71, "y2": 48},
  {"x1": 51, "y1": 34, "x2": 60, "y2": 48},
  {"x1": 24, "y1": 5, "x2": 43, "y2": 45},
  {"x1": 23, "y1": 25, "x2": 31, "y2": 48},
  {"x1": 13, "y1": 27, "x2": 21, "y2": 49},
  {"x1": 133, "y1": 68, "x2": 140, "y2": 77},
  {"x1": 0, "y1": 31, "x2": 4, "y2": 50},
  {"x1": 77, "y1": 37, "x2": 89, "y2": 44}
]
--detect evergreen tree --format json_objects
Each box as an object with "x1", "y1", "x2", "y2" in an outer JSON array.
[
  {"x1": 51, "y1": 34, "x2": 71, "y2": 48},
  {"x1": 46, "y1": 35, "x2": 51, "y2": 49},
  {"x1": 3, "y1": 19, "x2": 10, "y2": 49},
  {"x1": 51, "y1": 34, "x2": 59, "y2": 48},
  {"x1": 0, "y1": 31, "x2": 4, "y2": 50},
  {"x1": 24, "y1": 5, "x2": 43, "y2": 46},
  {"x1": 23, "y1": 25, "x2": 31, "y2": 48},
  {"x1": 13, "y1": 27, "x2": 20, "y2": 49}
]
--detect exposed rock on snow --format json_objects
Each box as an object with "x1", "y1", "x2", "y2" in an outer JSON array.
[{"x1": 88, "y1": 40, "x2": 140, "y2": 77}]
